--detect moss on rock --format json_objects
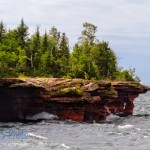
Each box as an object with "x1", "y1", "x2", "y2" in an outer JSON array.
[{"x1": 56, "y1": 86, "x2": 84, "y2": 96}]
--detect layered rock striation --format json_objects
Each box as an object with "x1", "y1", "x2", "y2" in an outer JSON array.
[{"x1": 0, "y1": 78, "x2": 149, "y2": 122}]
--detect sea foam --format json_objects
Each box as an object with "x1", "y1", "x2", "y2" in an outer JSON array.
[
  {"x1": 118, "y1": 124, "x2": 134, "y2": 129},
  {"x1": 28, "y1": 133, "x2": 48, "y2": 140},
  {"x1": 26, "y1": 112, "x2": 58, "y2": 121}
]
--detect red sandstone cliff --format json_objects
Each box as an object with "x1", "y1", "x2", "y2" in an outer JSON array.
[{"x1": 0, "y1": 78, "x2": 149, "y2": 122}]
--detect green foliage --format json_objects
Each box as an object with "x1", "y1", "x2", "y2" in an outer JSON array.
[
  {"x1": 115, "y1": 68, "x2": 140, "y2": 82},
  {"x1": 0, "y1": 21, "x2": 6, "y2": 44},
  {"x1": 80, "y1": 22, "x2": 97, "y2": 45},
  {"x1": 41, "y1": 31, "x2": 48, "y2": 53},
  {"x1": 16, "y1": 18, "x2": 29, "y2": 49},
  {"x1": 91, "y1": 42, "x2": 117, "y2": 79},
  {"x1": 69, "y1": 24, "x2": 118, "y2": 80},
  {"x1": 0, "y1": 51, "x2": 18, "y2": 77},
  {"x1": 56, "y1": 86, "x2": 83, "y2": 96},
  {"x1": 0, "y1": 19, "x2": 140, "y2": 82}
]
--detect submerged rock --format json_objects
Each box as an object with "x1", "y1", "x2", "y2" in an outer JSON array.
[{"x1": 0, "y1": 78, "x2": 149, "y2": 122}]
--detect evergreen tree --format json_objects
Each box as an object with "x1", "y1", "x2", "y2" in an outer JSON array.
[
  {"x1": 59, "y1": 33, "x2": 70, "y2": 75},
  {"x1": 41, "y1": 31, "x2": 49, "y2": 53},
  {"x1": 91, "y1": 41, "x2": 117, "y2": 79},
  {"x1": 59, "y1": 33, "x2": 69, "y2": 59},
  {"x1": 16, "y1": 19, "x2": 29, "y2": 49},
  {"x1": 49, "y1": 27, "x2": 60, "y2": 58},
  {"x1": 0, "y1": 21, "x2": 6, "y2": 44}
]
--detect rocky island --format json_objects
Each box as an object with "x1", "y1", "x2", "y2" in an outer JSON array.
[{"x1": 0, "y1": 78, "x2": 149, "y2": 123}]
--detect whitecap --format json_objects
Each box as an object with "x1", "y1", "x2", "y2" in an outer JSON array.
[
  {"x1": 109, "y1": 132, "x2": 122, "y2": 135},
  {"x1": 60, "y1": 143, "x2": 71, "y2": 149},
  {"x1": 144, "y1": 136, "x2": 149, "y2": 138},
  {"x1": 26, "y1": 112, "x2": 58, "y2": 121},
  {"x1": 28, "y1": 132, "x2": 48, "y2": 140},
  {"x1": 106, "y1": 114, "x2": 120, "y2": 122},
  {"x1": 118, "y1": 124, "x2": 134, "y2": 129},
  {"x1": 136, "y1": 128, "x2": 141, "y2": 131}
]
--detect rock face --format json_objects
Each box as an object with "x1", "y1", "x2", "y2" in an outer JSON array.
[
  {"x1": 0, "y1": 78, "x2": 149, "y2": 122},
  {"x1": 0, "y1": 79, "x2": 44, "y2": 121}
]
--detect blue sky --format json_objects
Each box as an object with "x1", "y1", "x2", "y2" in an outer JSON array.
[{"x1": 0, "y1": 0, "x2": 150, "y2": 85}]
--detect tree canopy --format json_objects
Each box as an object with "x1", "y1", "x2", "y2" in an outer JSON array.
[{"x1": 0, "y1": 19, "x2": 140, "y2": 82}]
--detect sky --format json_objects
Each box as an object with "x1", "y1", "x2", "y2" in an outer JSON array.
[{"x1": 0, "y1": 0, "x2": 150, "y2": 85}]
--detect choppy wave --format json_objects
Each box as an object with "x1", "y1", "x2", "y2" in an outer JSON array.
[
  {"x1": 60, "y1": 143, "x2": 71, "y2": 149},
  {"x1": 118, "y1": 124, "x2": 134, "y2": 129},
  {"x1": 28, "y1": 132, "x2": 48, "y2": 140},
  {"x1": 26, "y1": 112, "x2": 58, "y2": 121}
]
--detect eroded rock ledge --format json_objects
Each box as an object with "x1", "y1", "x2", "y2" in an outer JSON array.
[{"x1": 0, "y1": 78, "x2": 149, "y2": 122}]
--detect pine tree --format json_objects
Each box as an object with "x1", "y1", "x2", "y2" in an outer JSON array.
[
  {"x1": 59, "y1": 33, "x2": 70, "y2": 75},
  {"x1": 91, "y1": 41, "x2": 117, "y2": 79},
  {"x1": 59, "y1": 33, "x2": 69, "y2": 59},
  {"x1": 49, "y1": 27, "x2": 60, "y2": 58},
  {"x1": 0, "y1": 21, "x2": 6, "y2": 44},
  {"x1": 16, "y1": 18, "x2": 29, "y2": 49},
  {"x1": 41, "y1": 31, "x2": 48, "y2": 53}
]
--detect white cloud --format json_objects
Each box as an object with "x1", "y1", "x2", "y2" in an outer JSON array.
[
  {"x1": 1, "y1": 0, "x2": 150, "y2": 49},
  {"x1": 1, "y1": 0, "x2": 150, "y2": 34}
]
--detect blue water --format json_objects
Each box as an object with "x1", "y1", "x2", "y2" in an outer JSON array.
[{"x1": 0, "y1": 91, "x2": 150, "y2": 150}]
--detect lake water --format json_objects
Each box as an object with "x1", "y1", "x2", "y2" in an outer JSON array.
[{"x1": 0, "y1": 91, "x2": 150, "y2": 150}]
